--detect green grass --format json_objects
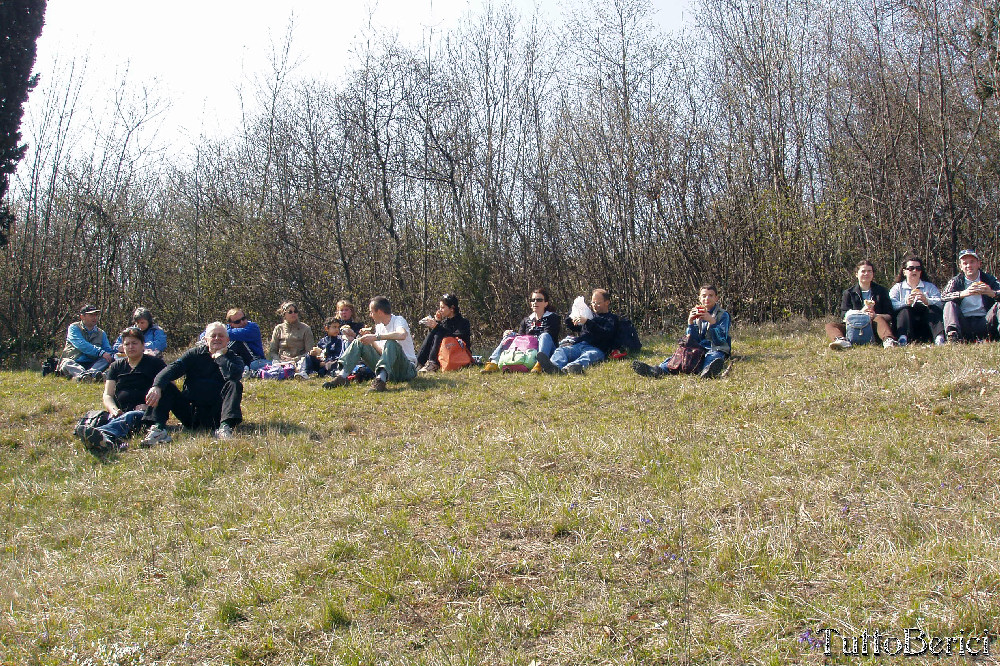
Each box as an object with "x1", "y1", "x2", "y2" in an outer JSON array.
[{"x1": 2, "y1": 318, "x2": 1000, "y2": 664}]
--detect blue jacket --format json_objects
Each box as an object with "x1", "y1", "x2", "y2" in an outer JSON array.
[
  {"x1": 687, "y1": 305, "x2": 731, "y2": 356},
  {"x1": 62, "y1": 321, "x2": 112, "y2": 363},
  {"x1": 226, "y1": 321, "x2": 266, "y2": 359},
  {"x1": 112, "y1": 325, "x2": 167, "y2": 354}
]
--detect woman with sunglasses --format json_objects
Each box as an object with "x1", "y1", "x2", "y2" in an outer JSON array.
[
  {"x1": 268, "y1": 301, "x2": 316, "y2": 378},
  {"x1": 481, "y1": 288, "x2": 561, "y2": 373},
  {"x1": 889, "y1": 256, "x2": 945, "y2": 345},
  {"x1": 415, "y1": 293, "x2": 472, "y2": 372}
]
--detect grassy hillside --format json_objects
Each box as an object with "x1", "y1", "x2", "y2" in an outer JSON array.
[{"x1": 2, "y1": 320, "x2": 999, "y2": 665}]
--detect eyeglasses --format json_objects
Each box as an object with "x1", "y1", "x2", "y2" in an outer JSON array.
[
  {"x1": 530, "y1": 298, "x2": 546, "y2": 302},
  {"x1": 905, "y1": 266, "x2": 922, "y2": 271},
  {"x1": 229, "y1": 316, "x2": 247, "y2": 324}
]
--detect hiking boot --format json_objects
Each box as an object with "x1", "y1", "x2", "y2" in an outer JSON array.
[
  {"x1": 368, "y1": 377, "x2": 387, "y2": 393},
  {"x1": 534, "y1": 352, "x2": 559, "y2": 375},
  {"x1": 631, "y1": 361, "x2": 664, "y2": 378},
  {"x1": 294, "y1": 371, "x2": 309, "y2": 380},
  {"x1": 418, "y1": 361, "x2": 440, "y2": 373},
  {"x1": 74, "y1": 372, "x2": 96, "y2": 383},
  {"x1": 563, "y1": 363, "x2": 585, "y2": 375},
  {"x1": 828, "y1": 337, "x2": 851, "y2": 351},
  {"x1": 897, "y1": 335, "x2": 908, "y2": 346},
  {"x1": 80, "y1": 426, "x2": 113, "y2": 455},
  {"x1": 882, "y1": 337, "x2": 899, "y2": 348},
  {"x1": 141, "y1": 425, "x2": 172, "y2": 448},
  {"x1": 214, "y1": 423, "x2": 234, "y2": 440},
  {"x1": 947, "y1": 331, "x2": 960, "y2": 344},
  {"x1": 529, "y1": 362, "x2": 543, "y2": 374},
  {"x1": 700, "y1": 357, "x2": 725, "y2": 379},
  {"x1": 323, "y1": 376, "x2": 348, "y2": 389},
  {"x1": 480, "y1": 361, "x2": 500, "y2": 374}
]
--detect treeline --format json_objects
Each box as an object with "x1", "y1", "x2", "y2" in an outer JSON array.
[{"x1": 4, "y1": 0, "x2": 1000, "y2": 362}]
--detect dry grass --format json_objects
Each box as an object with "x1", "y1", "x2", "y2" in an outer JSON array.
[{"x1": 2, "y1": 320, "x2": 1000, "y2": 664}]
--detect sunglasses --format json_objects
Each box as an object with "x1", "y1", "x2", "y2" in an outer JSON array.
[
  {"x1": 229, "y1": 316, "x2": 247, "y2": 324},
  {"x1": 530, "y1": 298, "x2": 546, "y2": 302},
  {"x1": 285, "y1": 309, "x2": 298, "y2": 314},
  {"x1": 905, "y1": 266, "x2": 922, "y2": 271}
]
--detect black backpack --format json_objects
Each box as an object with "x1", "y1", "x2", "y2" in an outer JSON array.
[{"x1": 612, "y1": 317, "x2": 642, "y2": 354}]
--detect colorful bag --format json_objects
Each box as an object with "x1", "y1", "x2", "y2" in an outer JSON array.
[
  {"x1": 438, "y1": 337, "x2": 472, "y2": 371},
  {"x1": 498, "y1": 335, "x2": 539, "y2": 373},
  {"x1": 259, "y1": 361, "x2": 296, "y2": 380},
  {"x1": 665, "y1": 335, "x2": 706, "y2": 374}
]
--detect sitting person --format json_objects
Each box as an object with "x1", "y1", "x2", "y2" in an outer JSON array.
[
  {"x1": 323, "y1": 296, "x2": 417, "y2": 392},
  {"x1": 225, "y1": 307, "x2": 269, "y2": 372},
  {"x1": 142, "y1": 322, "x2": 245, "y2": 444},
  {"x1": 889, "y1": 256, "x2": 944, "y2": 345},
  {"x1": 58, "y1": 304, "x2": 114, "y2": 381},
  {"x1": 826, "y1": 260, "x2": 900, "y2": 350},
  {"x1": 416, "y1": 293, "x2": 472, "y2": 372},
  {"x1": 310, "y1": 316, "x2": 349, "y2": 376},
  {"x1": 267, "y1": 301, "x2": 316, "y2": 379},
  {"x1": 632, "y1": 285, "x2": 731, "y2": 379},
  {"x1": 333, "y1": 299, "x2": 364, "y2": 338},
  {"x1": 481, "y1": 287, "x2": 561, "y2": 373},
  {"x1": 535, "y1": 288, "x2": 618, "y2": 375},
  {"x1": 74, "y1": 326, "x2": 166, "y2": 455},
  {"x1": 941, "y1": 249, "x2": 1000, "y2": 342},
  {"x1": 111, "y1": 307, "x2": 167, "y2": 357}
]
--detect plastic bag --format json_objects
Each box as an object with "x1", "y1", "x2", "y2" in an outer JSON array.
[{"x1": 569, "y1": 296, "x2": 594, "y2": 321}]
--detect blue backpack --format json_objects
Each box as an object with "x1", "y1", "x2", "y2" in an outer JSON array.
[{"x1": 844, "y1": 310, "x2": 873, "y2": 345}]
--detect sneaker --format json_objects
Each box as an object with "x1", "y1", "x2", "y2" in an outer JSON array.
[
  {"x1": 529, "y1": 362, "x2": 543, "y2": 374},
  {"x1": 828, "y1": 337, "x2": 851, "y2": 351},
  {"x1": 700, "y1": 357, "x2": 725, "y2": 379},
  {"x1": 141, "y1": 425, "x2": 172, "y2": 448},
  {"x1": 947, "y1": 331, "x2": 960, "y2": 344},
  {"x1": 323, "y1": 376, "x2": 348, "y2": 389},
  {"x1": 631, "y1": 361, "x2": 664, "y2": 378},
  {"x1": 92, "y1": 371, "x2": 105, "y2": 382},
  {"x1": 213, "y1": 423, "x2": 234, "y2": 440},
  {"x1": 897, "y1": 335, "x2": 907, "y2": 346},
  {"x1": 418, "y1": 361, "x2": 440, "y2": 373},
  {"x1": 534, "y1": 352, "x2": 559, "y2": 375},
  {"x1": 369, "y1": 377, "x2": 387, "y2": 393},
  {"x1": 934, "y1": 334, "x2": 946, "y2": 346},
  {"x1": 74, "y1": 372, "x2": 95, "y2": 383},
  {"x1": 480, "y1": 361, "x2": 500, "y2": 374},
  {"x1": 294, "y1": 371, "x2": 308, "y2": 380},
  {"x1": 883, "y1": 338, "x2": 899, "y2": 348},
  {"x1": 565, "y1": 364, "x2": 585, "y2": 375}
]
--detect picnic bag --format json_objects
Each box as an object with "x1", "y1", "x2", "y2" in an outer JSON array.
[
  {"x1": 438, "y1": 336, "x2": 472, "y2": 371},
  {"x1": 843, "y1": 310, "x2": 873, "y2": 345},
  {"x1": 665, "y1": 335, "x2": 706, "y2": 374},
  {"x1": 75, "y1": 409, "x2": 110, "y2": 433},
  {"x1": 259, "y1": 361, "x2": 296, "y2": 380},
  {"x1": 497, "y1": 335, "x2": 539, "y2": 373}
]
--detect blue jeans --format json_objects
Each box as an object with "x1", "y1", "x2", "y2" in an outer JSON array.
[
  {"x1": 550, "y1": 342, "x2": 605, "y2": 369},
  {"x1": 489, "y1": 332, "x2": 555, "y2": 362},
  {"x1": 98, "y1": 410, "x2": 147, "y2": 440},
  {"x1": 657, "y1": 349, "x2": 725, "y2": 374}
]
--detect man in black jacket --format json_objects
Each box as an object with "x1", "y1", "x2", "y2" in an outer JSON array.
[
  {"x1": 941, "y1": 249, "x2": 1000, "y2": 343},
  {"x1": 142, "y1": 322, "x2": 245, "y2": 443},
  {"x1": 536, "y1": 288, "x2": 619, "y2": 375}
]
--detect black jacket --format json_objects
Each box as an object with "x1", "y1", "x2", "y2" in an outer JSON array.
[
  {"x1": 154, "y1": 345, "x2": 244, "y2": 397},
  {"x1": 565, "y1": 311, "x2": 619, "y2": 354},
  {"x1": 839, "y1": 283, "x2": 893, "y2": 318},
  {"x1": 517, "y1": 311, "x2": 561, "y2": 339}
]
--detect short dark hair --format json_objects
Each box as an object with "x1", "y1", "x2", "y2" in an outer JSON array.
[
  {"x1": 370, "y1": 296, "x2": 391, "y2": 315},
  {"x1": 119, "y1": 326, "x2": 144, "y2": 344},
  {"x1": 699, "y1": 284, "x2": 718, "y2": 296},
  {"x1": 531, "y1": 287, "x2": 555, "y2": 312},
  {"x1": 132, "y1": 307, "x2": 154, "y2": 327},
  {"x1": 856, "y1": 259, "x2": 875, "y2": 272},
  {"x1": 323, "y1": 316, "x2": 339, "y2": 329},
  {"x1": 591, "y1": 288, "x2": 610, "y2": 302}
]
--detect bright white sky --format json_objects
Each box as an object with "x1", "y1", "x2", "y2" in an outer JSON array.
[{"x1": 27, "y1": 0, "x2": 692, "y2": 152}]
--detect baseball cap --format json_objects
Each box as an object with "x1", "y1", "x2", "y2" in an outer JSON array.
[
  {"x1": 958, "y1": 249, "x2": 980, "y2": 261},
  {"x1": 79, "y1": 304, "x2": 100, "y2": 315}
]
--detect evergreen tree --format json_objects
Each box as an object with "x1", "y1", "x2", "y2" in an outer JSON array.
[{"x1": 0, "y1": 0, "x2": 47, "y2": 247}]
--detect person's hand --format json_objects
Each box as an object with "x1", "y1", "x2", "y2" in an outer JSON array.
[
  {"x1": 359, "y1": 333, "x2": 377, "y2": 346},
  {"x1": 572, "y1": 315, "x2": 585, "y2": 326},
  {"x1": 102, "y1": 352, "x2": 113, "y2": 363},
  {"x1": 503, "y1": 329, "x2": 514, "y2": 338},
  {"x1": 109, "y1": 407, "x2": 122, "y2": 418},
  {"x1": 145, "y1": 386, "x2": 161, "y2": 407}
]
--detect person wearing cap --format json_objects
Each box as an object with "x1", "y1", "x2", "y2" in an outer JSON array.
[
  {"x1": 58, "y1": 304, "x2": 114, "y2": 381},
  {"x1": 941, "y1": 249, "x2": 1000, "y2": 342}
]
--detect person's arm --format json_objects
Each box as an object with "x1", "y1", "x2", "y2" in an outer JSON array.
[
  {"x1": 923, "y1": 282, "x2": 943, "y2": 307},
  {"x1": 706, "y1": 311, "x2": 731, "y2": 350},
  {"x1": 111, "y1": 334, "x2": 124, "y2": 354},
  {"x1": 147, "y1": 327, "x2": 167, "y2": 353},
  {"x1": 303, "y1": 326, "x2": 315, "y2": 352},
  {"x1": 102, "y1": 379, "x2": 122, "y2": 416},
  {"x1": 146, "y1": 350, "x2": 190, "y2": 406},
  {"x1": 216, "y1": 351, "x2": 245, "y2": 381},
  {"x1": 941, "y1": 276, "x2": 963, "y2": 302},
  {"x1": 67, "y1": 324, "x2": 105, "y2": 358},
  {"x1": 839, "y1": 289, "x2": 854, "y2": 317},
  {"x1": 444, "y1": 316, "x2": 471, "y2": 344},
  {"x1": 268, "y1": 325, "x2": 281, "y2": 360},
  {"x1": 564, "y1": 314, "x2": 581, "y2": 333},
  {"x1": 889, "y1": 283, "x2": 906, "y2": 311},
  {"x1": 541, "y1": 312, "x2": 561, "y2": 339}
]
